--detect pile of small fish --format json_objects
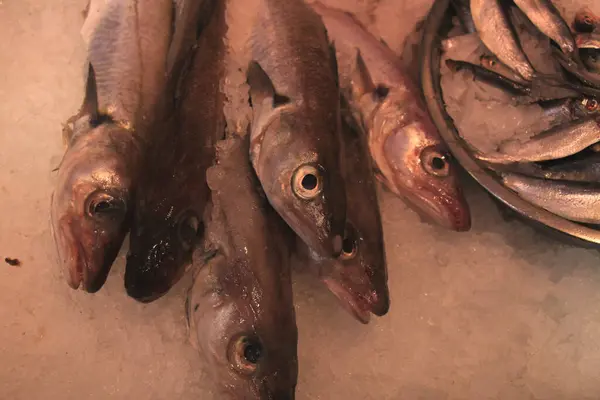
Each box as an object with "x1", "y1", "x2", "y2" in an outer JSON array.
[
  {"x1": 50, "y1": 0, "x2": 472, "y2": 397},
  {"x1": 442, "y1": 0, "x2": 600, "y2": 224}
]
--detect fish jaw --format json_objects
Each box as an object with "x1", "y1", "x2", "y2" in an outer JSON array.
[{"x1": 322, "y1": 277, "x2": 372, "y2": 323}]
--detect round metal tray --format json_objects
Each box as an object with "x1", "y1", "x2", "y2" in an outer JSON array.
[{"x1": 419, "y1": 0, "x2": 600, "y2": 248}]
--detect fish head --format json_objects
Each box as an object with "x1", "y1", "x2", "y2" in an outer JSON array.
[
  {"x1": 255, "y1": 112, "x2": 346, "y2": 258},
  {"x1": 188, "y1": 253, "x2": 298, "y2": 399},
  {"x1": 125, "y1": 205, "x2": 203, "y2": 302},
  {"x1": 51, "y1": 124, "x2": 137, "y2": 292},
  {"x1": 376, "y1": 100, "x2": 471, "y2": 231},
  {"x1": 320, "y1": 220, "x2": 389, "y2": 323}
]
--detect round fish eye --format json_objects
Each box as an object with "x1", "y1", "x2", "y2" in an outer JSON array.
[
  {"x1": 292, "y1": 164, "x2": 322, "y2": 200},
  {"x1": 228, "y1": 335, "x2": 263, "y2": 375},
  {"x1": 85, "y1": 192, "x2": 126, "y2": 219},
  {"x1": 420, "y1": 146, "x2": 451, "y2": 177},
  {"x1": 178, "y1": 212, "x2": 201, "y2": 251}
]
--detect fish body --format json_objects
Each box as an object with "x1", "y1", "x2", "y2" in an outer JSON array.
[
  {"x1": 187, "y1": 135, "x2": 298, "y2": 399},
  {"x1": 502, "y1": 174, "x2": 600, "y2": 224},
  {"x1": 513, "y1": 0, "x2": 577, "y2": 57},
  {"x1": 300, "y1": 101, "x2": 389, "y2": 324},
  {"x1": 477, "y1": 118, "x2": 600, "y2": 164},
  {"x1": 450, "y1": 0, "x2": 477, "y2": 33},
  {"x1": 504, "y1": 152, "x2": 600, "y2": 183},
  {"x1": 479, "y1": 54, "x2": 530, "y2": 84},
  {"x1": 126, "y1": 0, "x2": 225, "y2": 302},
  {"x1": 51, "y1": 0, "x2": 173, "y2": 292},
  {"x1": 470, "y1": 0, "x2": 535, "y2": 80},
  {"x1": 311, "y1": 2, "x2": 471, "y2": 231},
  {"x1": 247, "y1": 0, "x2": 347, "y2": 257}
]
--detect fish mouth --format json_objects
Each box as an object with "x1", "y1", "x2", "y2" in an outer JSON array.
[
  {"x1": 322, "y1": 278, "x2": 372, "y2": 324},
  {"x1": 54, "y1": 216, "x2": 84, "y2": 290},
  {"x1": 399, "y1": 184, "x2": 471, "y2": 232}
]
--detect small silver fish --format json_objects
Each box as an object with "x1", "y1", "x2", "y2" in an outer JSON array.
[
  {"x1": 513, "y1": 0, "x2": 577, "y2": 57},
  {"x1": 471, "y1": 0, "x2": 535, "y2": 80},
  {"x1": 502, "y1": 173, "x2": 600, "y2": 224},
  {"x1": 477, "y1": 118, "x2": 600, "y2": 164}
]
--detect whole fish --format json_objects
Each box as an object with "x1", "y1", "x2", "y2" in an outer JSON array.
[
  {"x1": 51, "y1": 0, "x2": 173, "y2": 292},
  {"x1": 573, "y1": 7, "x2": 599, "y2": 33},
  {"x1": 513, "y1": 0, "x2": 577, "y2": 58},
  {"x1": 470, "y1": 0, "x2": 535, "y2": 80},
  {"x1": 500, "y1": 152, "x2": 600, "y2": 182},
  {"x1": 476, "y1": 118, "x2": 600, "y2": 164},
  {"x1": 186, "y1": 135, "x2": 298, "y2": 399},
  {"x1": 311, "y1": 2, "x2": 471, "y2": 231},
  {"x1": 502, "y1": 173, "x2": 600, "y2": 224},
  {"x1": 125, "y1": 0, "x2": 224, "y2": 302},
  {"x1": 299, "y1": 100, "x2": 389, "y2": 324},
  {"x1": 247, "y1": 0, "x2": 347, "y2": 257}
]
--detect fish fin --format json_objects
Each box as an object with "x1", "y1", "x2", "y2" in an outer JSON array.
[
  {"x1": 329, "y1": 41, "x2": 340, "y2": 89},
  {"x1": 63, "y1": 64, "x2": 101, "y2": 145},
  {"x1": 350, "y1": 50, "x2": 376, "y2": 98},
  {"x1": 247, "y1": 61, "x2": 277, "y2": 108}
]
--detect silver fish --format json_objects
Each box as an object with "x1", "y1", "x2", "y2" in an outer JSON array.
[
  {"x1": 187, "y1": 135, "x2": 298, "y2": 399},
  {"x1": 247, "y1": 0, "x2": 347, "y2": 257},
  {"x1": 502, "y1": 173, "x2": 600, "y2": 224},
  {"x1": 312, "y1": 1, "x2": 471, "y2": 231},
  {"x1": 477, "y1": 118, "x2": 600, "y2": 164},
  {"x1": 513, "y1": 0, "x2": 577, "y2": 57},
  {"x1": 471, "y1": 0, "x2": 535, "y2": 80}
]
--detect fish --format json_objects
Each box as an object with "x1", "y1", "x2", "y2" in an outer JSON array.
[
  {"x1": 573, "y1": 7, "x2": 599, "y2": 33},
  {"x1": 186, "y1": 135, "x2": 298, "y2": 399},
  {"x1": 552, "y1": 45, "x2": 600, "y2": 90},
  {"x1": 125, "y1": 0, "x2": 225, "y2": 302},
  {"x1": 499, "y1": 152, "x2": 600, "y2": 183},
  {"x1": 502, "y1": 173, "x2": 600, "y2": 224},
  {"x1": 576, "y1": 33, "x2": 600, "y2": 49},
  {"x1": 50, "y1": 0, "x2": 173, "y2": 292},
  {"x1": 450, "y1": 0, "x2": 477, "y2": 33},
  {"x1": 299, "y1": 100, "x2": 389, "y2": 324},
  {"x1": 247, "y1": 0, "x2": 347, "y2": 257},
  {"x1": 311, "y1": 1, "x2": 471, "y2": 231},
  {"x1": 470, "y1": 0, "x2": 535, "y2": 80},
  {"x1": 446, "y1": 59, "x2": 531, "y2": 96},
  {"x1": 479, "y1": 54, "x2": 529, "y2": 84},
  {"x1": 476, "y1": 118, "x2": 600, "y2": 164},
  {"x1": 581, "y1": 49, "x2": 600, "y2": 73},
  {"x1": 513, "y1": 0, "x2": 577, "y2": 58}
]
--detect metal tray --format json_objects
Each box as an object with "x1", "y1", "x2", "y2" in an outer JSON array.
[{"x1": 419, "y1": 0, "x2": 600, "y2": 248}]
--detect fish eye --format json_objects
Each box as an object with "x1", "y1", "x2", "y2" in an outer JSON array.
[
  {"x1": 339, "y1": 224, "x2": 358, "y2": 261},
  {"x1": 584, "y1": 98, "x2": 599, "y2": 112},
  {"x1": 228, "y1": 334, "x2": 263, "y2": 375},
  {"x1": 85, "y1": 192, "x2": 126, "y2": 219},
  {"x1": 178, "y1": 212, "x2": 201, "y2": 251},
  {"x1": 292, "y1": 164, "x2": 322, "y2": 200},
  {"x1": 420, "y1": 146, "x2": 451, "y2": 177}
]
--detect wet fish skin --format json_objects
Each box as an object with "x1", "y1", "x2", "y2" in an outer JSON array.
[
  {"x1": 125, "y1": 0, "x2": 225, "y2": 302},
  {"x1": 477, "y1": 118, "x2": 600, "y2": 164},
  {"x1": 450, "y1": 0, "x2": 477, "y2": 33},
  {"x1": 311, "y1": 1, "x2": 471, "y2": 231},
  {"x1": 479, "y1": 54, "x2": 529, "y2": 84},
  {"x1": 501, "y1": 152, "x2": 600, "y2": 183},
  {"x1": 247, "y1": 0, "x2": 347, "y2": 257},
  {"x1": 299, "y1": 101, "x2": 390, "y2": 324},
  {"x1": 52, "y1": 0, "x2": 173, "y2": 292},
  {"x1": 552, "y1": 46, "x2": 600, "y2": 90},
  {"x1": 187, "y1": 135, "x2": 298, "y2": 400},
  {"x1": 581, "y1": 49, "x2": 600, "y2": 73},
  {"x1": 502, "y1": 173, "x2": 600, "y2": 224},
  {"x1": 470, "y1": 0, "x2": 535, "y2": 80},
  {"x1": 513, "y1": 0, "x2": 577, "y2": 57}
]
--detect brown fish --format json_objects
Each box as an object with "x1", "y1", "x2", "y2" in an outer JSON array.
[
  {"x1": 51, "y1": 0, "x2": 173, "y2": 292},
  {"x1": 247, "y1": 0, "x2": 347, "y2": 258},
  {"x1": 311, "y1": 2, "x2": 471, "y2": 231},
  {"x1": 299, "y1": 100, "x2": 390, "y2": 324},
  {"x1": 125, "y1": 0, "x2": 225, "y2": 302},
  {"x1": 187, "y1": 134, "x2": 298, "y2": 399}
]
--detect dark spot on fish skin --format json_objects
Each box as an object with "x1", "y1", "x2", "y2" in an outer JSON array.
[
  {"x1": 5, "y1": 258, "x2": 20, "y2": 266},
  {"x1": 273, "y1": 93, "x2": 291, "y2": 107},
  {"x1": 194, "y1": 303, "x2": 199, "y2": 312}
]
